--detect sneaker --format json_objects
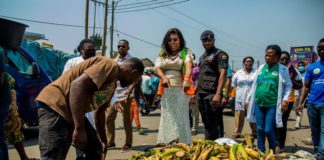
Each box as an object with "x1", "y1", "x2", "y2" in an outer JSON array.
[
  {"x1": 294, "y1": 124, "x2": 300, "y2": 130},
  {"x1": 121, "y1": 144, "x2": 132, "y2": 152},
  {"x1": 106, "y1": 143, "x2": 116, "y2": 150},
  {"x1": 138, "y1": 129, "x2": 146, "y2": 135}
]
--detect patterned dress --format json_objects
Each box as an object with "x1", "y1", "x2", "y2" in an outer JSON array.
[
  {"x1": 5, "y1": 73, "x2": 24, "y2": 144},
  {"x1": 155, "y1": 50, "x2": 193, "y2": 144}
]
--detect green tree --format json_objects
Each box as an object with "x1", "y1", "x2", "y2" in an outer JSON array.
[{"x1": 90, "y1": 33, "x2": 102, "y2": 50}]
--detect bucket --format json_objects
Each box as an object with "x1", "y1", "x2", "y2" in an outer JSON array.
[{"x1": 0, "y1": 18, "x2": 28, "y2": 50}]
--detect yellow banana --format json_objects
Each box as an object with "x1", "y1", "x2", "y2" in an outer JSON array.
[
  {"x1": 175, "y1": 143, "x2": 190, "y2": 152},
  {"x1": 229, "y1": 144, "x2": 238, "y2": 160},
  {"x1": 198, "y1": 145, "x2": 213, "y2": 160},
  {"x1": 257, "y1": 149, "x2": 265, "y2": 159},
  {"x1": 208, "y1": 156, "x2": 220, "y2": 160},
  {"x1": 237, "y1": 144, "x2": 249, "y2": 160},
  {"x1": 244, "y1": 134, "x2": 253, "y2": 148},
  {"x1": 244, "y1": 147, "x2": 259, "y2": 159},
  {"x1": 219, "y1": 146, "x2": 229, "y2": 153},
  {"x1": 209, "y1": 147, "x2": 220, "y2": 157},
  {"x1": 223, "y1": 144, "x2": 231, "y2": 152},
  {"x1": 192, "y1": 143, "x2": 202, "y2": 160},
  {"x1": 265, "y1": 149, "x2": 274, "y2": 160},
  {"x1": 161, "y1": 148, "x2": 182, "y2": 159},
  {"x1": 216, "y1": 153, "x2": 229, "y2": 159}
]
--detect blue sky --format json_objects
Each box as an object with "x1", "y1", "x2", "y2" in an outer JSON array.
[{"x1": 1, "y1": 0, "x2": 323, "y2": 70}]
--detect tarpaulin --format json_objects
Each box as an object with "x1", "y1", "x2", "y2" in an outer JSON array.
[{"x1": 22, "y1": 40, "x2": 77, "y2": 80}]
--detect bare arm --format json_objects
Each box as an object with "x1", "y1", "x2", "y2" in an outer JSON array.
[
  {"x1": 156, "y1": 67, "x2": 170, "y2": 88},
  {"x1": 94, "y1": 102, "x2": 110, "y2": 147},
  {"x1": 184, "y1": 61, "x2": 192, "y2": 81},
  {"x1": 183, "y1": 61, "x2": 192, "y2": 92},
  {"x1": 70, "y1": 73, "x2": 97, "y2": 148},
  {"x1": 298, "y1": 80, "x2": 310, "y2": 107}
]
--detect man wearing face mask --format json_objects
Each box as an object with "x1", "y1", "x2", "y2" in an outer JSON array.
[
  {"x1": 294, "y1": 61, "x2": 306, "y2": 129},
  {"x1": 63, "y1": 39, "x2": 96, "y2": 73}
]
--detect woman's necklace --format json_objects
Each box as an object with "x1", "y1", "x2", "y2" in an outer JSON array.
[{"x1": 169, "y1": 53, "x2": 179, "y2": 60}]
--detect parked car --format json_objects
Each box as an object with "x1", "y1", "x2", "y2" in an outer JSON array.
[{"x1": 1, "y1": 47, "x2": 52, "y2": 126}]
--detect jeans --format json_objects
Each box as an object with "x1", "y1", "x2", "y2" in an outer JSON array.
[
  {"x1": 0, "y1": 104, "x2": 9, "y2": 160},
  {"x1": 255, "y1": 104, "x2": 277, "y2": 153},
  {"x1": 198, "y1": 94, "x2": 223, "y2": 140},
  {"x1": 38, "y1": 103, "x2": 102, "y2": 160},
  {"x1": 276, "y1": 102, "x2": 294, "y2": 149},
  {"x1": 307, "y1": 103, "x2": 324, "y2": 158}
]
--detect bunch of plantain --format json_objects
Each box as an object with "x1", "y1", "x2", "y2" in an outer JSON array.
[{"x1": 129, "y1": 139, "x2": 292, "y2": 160}]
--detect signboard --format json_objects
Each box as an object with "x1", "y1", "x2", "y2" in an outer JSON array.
[{"x1": 290, "y1": 46, "x2": 313, "y2": 67}]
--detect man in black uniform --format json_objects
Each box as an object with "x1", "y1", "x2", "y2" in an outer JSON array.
[{"x1": 197, "y1": 30, "x2": 229, "y2": 140}]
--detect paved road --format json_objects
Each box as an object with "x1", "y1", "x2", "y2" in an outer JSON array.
[{"x1": 9, "y1": 108, "x2": 313, "y2": 160}]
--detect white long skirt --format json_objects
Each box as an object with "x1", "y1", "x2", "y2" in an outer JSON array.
[{"x1": 157, "y1": 86, "x2": 192, "y2": 144}]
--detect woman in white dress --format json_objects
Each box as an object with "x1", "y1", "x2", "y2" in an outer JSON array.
[
  {"x1": 155, "y1": 28, "x2": 193, "y2": 144},
  {"x1": 231, "y1": 56, "x2": 257, "y2": 139}
]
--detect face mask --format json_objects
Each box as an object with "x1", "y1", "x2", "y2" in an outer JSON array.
[
  {"x1": 82, "y1": 49, "x2": 96, "y2": 59},
  {"x1": 298, "y1": 66, "x2": 305, "y2": 73}
]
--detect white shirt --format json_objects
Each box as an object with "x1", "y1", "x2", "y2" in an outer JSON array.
[
  {"x1": 113, "y1": 53, "x2": 133, "y2": 101},
  {"x1": 63, "y1": 56, "x2": 84, "y2": 73},
  {"x1": 231, "y1": 68, "x2": 256, "y2": 110}
]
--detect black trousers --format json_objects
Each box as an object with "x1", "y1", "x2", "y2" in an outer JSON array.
[
  {"x1": 38, "y1": 103, "x2": 102, "y2": 160},
  {"x1": 276, "y1": 102, "x2": 294, "y2": 148},
  {"x1": 198, "y1": 94, "x2": 224, "y2": 140}
]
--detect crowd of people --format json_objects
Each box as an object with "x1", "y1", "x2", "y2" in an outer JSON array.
[{"x1": 0, "y1": 27, "x2": 323, "y2": 160}]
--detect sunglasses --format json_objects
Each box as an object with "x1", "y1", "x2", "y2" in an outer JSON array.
[
  {"x1": 117, "y1": 45, "x2": 127, "y2": 49},
  {"x1": 280, "y1": 58, "x2": 290, "y2": 61}
]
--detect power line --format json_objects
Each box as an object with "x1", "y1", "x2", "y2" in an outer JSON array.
[
  {"x1": 154, "y1": 9, "x2": 202, "y2": 33},
  {"x1": 91, "y1": 0, "x2": 190, "y2": 13},
  {"x1": 114, "y1": 0, "x2": 189, "y2": 13},
  {"x1": 133, "y1": 0, "x2": 255, "y2": 51},
  {"x1": 127, "y1": 0, "x2": 263, "y2": 53},
  {"x1": 0, "y1": 15, "x2": 160, "y2": 48},
  {"x1": 116, "y1": 0, "x2": 158, "y2": 7},
  {"x1": 91, "y1": 0, "x2": 160, "y2": 8},
  {"x1": 167, "y1": 6, "x2": 264, "y2": 51},
  {"x1": 114, "y1": 0, "x2": 174, "y2": 11}
]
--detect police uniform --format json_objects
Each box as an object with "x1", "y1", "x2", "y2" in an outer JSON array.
[{"x1": 197, "y1": 45, "x2": 229, "y2": 140}]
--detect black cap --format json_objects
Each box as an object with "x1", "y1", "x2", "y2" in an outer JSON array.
[{"x1": 200, "y1": 30, "x2": 214, "y2": 40}]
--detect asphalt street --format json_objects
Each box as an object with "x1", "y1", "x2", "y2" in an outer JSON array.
[{"x1": 9, "y1": 108, "x2": 313, "y2": 160}]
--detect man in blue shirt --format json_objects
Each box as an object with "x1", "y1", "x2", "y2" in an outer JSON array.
[
  {"x1": 297, "y1": 38, "x2": 324, "y2": 159},
  {"x1": 0, "y1": 50, "x2": 11, "y2": 160}
]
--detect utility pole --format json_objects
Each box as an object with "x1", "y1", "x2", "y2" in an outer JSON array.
[
  {"x1": 102, "y1": 0, "x2": 108, "y2": 56},
  {"x1": 92, "y1": 1, "x2": 97, "y2": 36},
  {"x1": 109, "y1": 0, "x2": 115, "y2": 58},
  {"x1": 257, "y1": 60, "x2": 260, "y2": 67},
  {"x1": 85, "y1": 0, "x2": 89, "y2": 39},
  {"x1": 231, "y1": 60, "x2": 234, "y2": 70}
]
